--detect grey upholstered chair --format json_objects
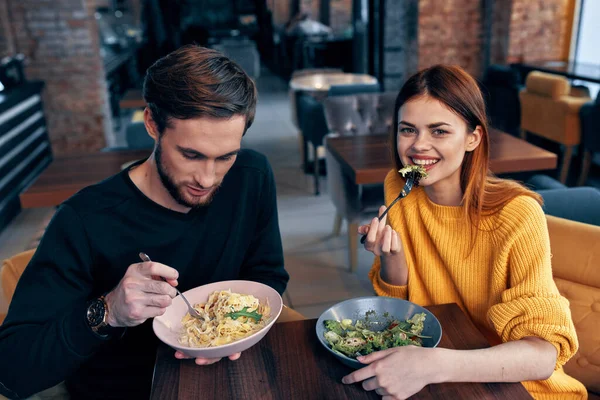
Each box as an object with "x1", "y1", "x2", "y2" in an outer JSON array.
[
  {"x1": 323, "y1": 92, "x2": 397, "y2": 272},
  {"x1": 212, "y1": 38, "x2": 260, "y2": 79},
  {"x1": 125, "y1": 122, "x2": 154, "y2": 149},
  {"x1": 298, "y1": 84, "x2": 382, "y2": 195}
]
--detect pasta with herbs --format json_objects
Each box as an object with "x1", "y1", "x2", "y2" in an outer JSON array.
[{"x1": 179, "y1": 290, "x2": 271, "y2": 348}]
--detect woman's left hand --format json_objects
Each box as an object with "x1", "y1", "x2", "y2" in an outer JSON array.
[{"x1": 342, "y1": 346, "x2": 441, "y2": 400}]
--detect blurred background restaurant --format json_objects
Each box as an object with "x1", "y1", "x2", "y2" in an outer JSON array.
[{"x1": 0, "y1": 0, "x2": 600, "y2": 373}]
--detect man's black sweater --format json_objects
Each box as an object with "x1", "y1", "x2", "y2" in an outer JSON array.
[{"x1": 0, "y1": 149, "x2": 289, "y2": 399}]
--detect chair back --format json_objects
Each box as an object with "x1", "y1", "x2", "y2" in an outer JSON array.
[
  {"x1": 580, "y1": 97, "x2": 600, "y2": 153},
  {"x1": 538, "y1": 187, "x2": 600, "y2": 226},
  {"x1": 125, "y1": 122, "x2": 154, "y2": 149},
  {"x1": 297, "y1": 94, "x2": 329, "y2": 145},
  {"x1": 212, "y1": 38, "x2": 260, "y2": 79},
  {"x1": 1, "y1": 249, "x2": 35, "y2": 304},
  {"x1": 323, "y1": 92, "x2": 396, "y2": 137},
  {"x1": 328, "y1": 82, "x2": 380, "y2": 97},
  {"x1": 324, "y1": 134, "x2": 363, "y2": 220},
  {"x1": 519, "y1": 71, "x2": 588, "y2": 146},
  {"x1": 481, "y1": 65, "x2": 522, "y2": 136},
  {"x1": 547, "y1": 215, "x2": 600, "y2": 394},
  {"x1": 323, "y1": 96, "x2": 368, "y2": 136},
  {"x1": 289, "y1": 69, "x2": 343, "y2": 129},
  {"x1": 300, "y1": 87, "x2": 386, "y2": 149},
  {"x1": 357, "y1": 92, "x2": 396, "y2": 135}
]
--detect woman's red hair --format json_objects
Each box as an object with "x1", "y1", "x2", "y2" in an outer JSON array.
[{"x1": 391, "y1": 65, "x2": 542, "y2": 242}]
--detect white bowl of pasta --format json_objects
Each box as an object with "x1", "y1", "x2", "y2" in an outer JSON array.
[{"x1": 152, "y1": 280, "x2": 283, "y2": 358}]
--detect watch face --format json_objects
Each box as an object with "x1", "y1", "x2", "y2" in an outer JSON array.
[{"x1": 87, "y1": 299, "x2": 106, "y2": 327}]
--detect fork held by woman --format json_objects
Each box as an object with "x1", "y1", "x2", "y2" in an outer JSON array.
[{"x1": 360, "y1": 176, "x2": 415, "y2": 244}]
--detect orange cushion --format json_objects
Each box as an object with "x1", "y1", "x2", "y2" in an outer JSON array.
[
  {"x1": 1, "y1": 249, "x2": 35, "y2": 303},
  {"x1": 525, "y1": 71, "x2": 570, "y2": 98},
  {"x1": 547, "y1": 216, "x2": 600, "y2": 393}
]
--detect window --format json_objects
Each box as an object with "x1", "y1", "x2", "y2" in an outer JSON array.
[{"x1": 573, "y1": 0, "x2": 600, "y2": 97}]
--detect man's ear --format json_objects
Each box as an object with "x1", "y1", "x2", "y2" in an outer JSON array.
[
  {"x1": 143, "y1": 108, "x2": 160, "y2": 142},
  {"x1": 466, "y1": 125, "x2": 483, "y2": 152}
]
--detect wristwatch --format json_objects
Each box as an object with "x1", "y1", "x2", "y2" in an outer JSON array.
[{"x1": 86, "y1": 296, "x2": 116, "y2": 337}]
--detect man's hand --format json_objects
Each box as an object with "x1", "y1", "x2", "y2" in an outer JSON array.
[
  {"x1": 104, "y1": 261, "x2": 179, "y2": 327},
  {"x1": 342, "y1": 346, "x2": 441, "y2": 400},
  {"x1": 174, "y1": 351, "x2": 242, "y2": 365}
]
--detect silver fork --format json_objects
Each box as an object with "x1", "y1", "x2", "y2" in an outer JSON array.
[
  {"x1": 360, "y1": 176, "x2": 415, "y2": 244},
  {"x1": 138, "y1": 252, "x2": 202, "y2": 320}
]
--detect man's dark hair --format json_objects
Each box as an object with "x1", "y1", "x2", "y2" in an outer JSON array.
[{"x1": 143, "y1": 45, "x2": 257, "y2": 135}]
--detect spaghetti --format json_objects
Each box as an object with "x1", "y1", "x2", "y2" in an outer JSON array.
[{"x1": 179, "y1": 290, "x2": 271, "y2": 348}]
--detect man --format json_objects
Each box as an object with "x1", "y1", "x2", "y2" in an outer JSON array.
[{"x1": 0, "y1": 45, "x2": 289, "y2": 400}]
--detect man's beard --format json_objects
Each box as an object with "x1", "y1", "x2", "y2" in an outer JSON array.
[{"x1": 155, "y1": 140, "x2": 219, "y2": 209}]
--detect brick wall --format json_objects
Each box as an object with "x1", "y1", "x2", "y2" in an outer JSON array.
[
  {"x1": 418, "y1": 0, "x2": 483, "y2": 77},
  {"x1": 300, "y1": 0, "x2": 321, "y2": 21},
  {"x1": 0, "y1": 0, "x2": 15, "y2": 57},
  {"x1": 298, "y1": 0, "x2": 352, "y2": 33},
  {"x1": 128, "y1": 0, "x2": 142, "y2": 27},
  {"x1": 6, "y1": 0, "x2": 111, "y2": 154},
  {"x1": 507, "y1": 0, "x2": 571, "y2": 63},
  {"x1": 417, "y1": 0, "x2": 569, "y2": 77},
  {"x1": 271, "y1": 0, "x2": 292, "y2": 27},
  {"x1": 329, "y1": 0, "x2": 352, "y2": 34},
  {"x1": 383, "y1": 0, "x2": 419, "y2": 91},
  {"x1": 490, "y1": 0, "x2": 513, "y2": 65}
]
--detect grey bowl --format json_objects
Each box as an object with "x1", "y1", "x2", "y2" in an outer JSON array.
[{"x1": 316, "y1": 296, "x2": 442, "y2": 369}]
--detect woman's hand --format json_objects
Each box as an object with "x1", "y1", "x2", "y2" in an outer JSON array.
[
  {"x1": 359, "y1": 206, "x2": 408, "y2": 285},
  {"x1": 342, "y1": 346, "x2": 441, "y2": 400},
  {"x1": 343, "y1": 338, "x2": 558, "y2": 399},
  {"x1": 359, "y1": 206, "x2": 402, "y2": 257}
]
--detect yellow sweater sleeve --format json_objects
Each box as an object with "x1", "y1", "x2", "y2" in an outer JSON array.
[
  {"x1": 368, "y1": 256, "x2": 408, "y2": 299},
  {"x1": 487, "y1": 197, "x2": 579, "y2": 368}
]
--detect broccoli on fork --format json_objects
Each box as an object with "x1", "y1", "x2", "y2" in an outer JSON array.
[{"x1": 398, "y1": 165, "x2": 428, "y2": 184}]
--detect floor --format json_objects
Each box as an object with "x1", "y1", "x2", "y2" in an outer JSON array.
[{"x1": 1, "y1": 69, "x2": 599, "y2": 319}]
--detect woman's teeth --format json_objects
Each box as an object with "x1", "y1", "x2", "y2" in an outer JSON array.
[{"x1": 411, "y1": 158, "x2": 439, "y2": 165}]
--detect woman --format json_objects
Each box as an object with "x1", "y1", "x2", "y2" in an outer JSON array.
[{"x1": 343, "y1": 65, "x2": 586, "y2": 400}]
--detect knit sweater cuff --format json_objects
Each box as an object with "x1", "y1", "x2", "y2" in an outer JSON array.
[{"x1": 369, "y1": 261, "x2": 408, "y2": 299}]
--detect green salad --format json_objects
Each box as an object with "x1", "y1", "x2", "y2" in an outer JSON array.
[{"x1": 322, "y1": 312, "x2": 429, "y2": 358}]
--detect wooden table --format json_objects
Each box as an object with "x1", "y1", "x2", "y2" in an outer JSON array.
[
  {"x1": 19, "y1": 150, "x2": 150, "y2": 208},
  {"x1": 119, "y1": 89, "x2": 146, "y2": 109},
  {"x1": 326, "y1": 129, "x2": 558, "y2": 185},
  {"x1": 150, "y1": 303, "x2": 531, "y2": 400}
]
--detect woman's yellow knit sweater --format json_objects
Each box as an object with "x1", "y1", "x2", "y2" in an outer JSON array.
[{"x1": 369, "y1": 170, "x2": 587, "y2": 399}]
